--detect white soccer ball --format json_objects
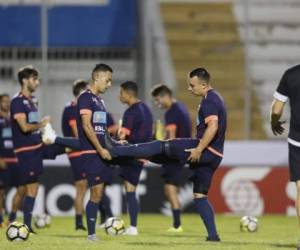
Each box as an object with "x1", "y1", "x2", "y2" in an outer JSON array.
[
  {"x1": 34, "y1": 214, "x2": 51, "y2": 228},
  {"x1": 104, "y1": 217, "x2": 125, "y2": 236},
  {"x1": 240, "y1": 215, "x2": 258, "y2": 232},
  {"x1": 6, "y1": 221, "x2": 30, "y2": 241}
]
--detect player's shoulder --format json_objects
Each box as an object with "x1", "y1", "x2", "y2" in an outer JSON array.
[
  {"x1": 138, "y1": 101, "x2": 151, "y2": 110},
  {"x1": 284, "y1": 64, "x2": 300, "y2": 77},
  {"x1": 172, "y1": 101, "x2": 185, "y2": 111},
  {"x1": 64, "y1": 101, "x2": 76, "y2": 109},
  {"x1": 286, "y1": 64, "x2": 300, "y2": 73},
  {"x1": 77, "y1": 89, "x2": 92, "y2": 102},
  {"x1": 11, "y1": 92, "x2": 24, "y2": 105}
]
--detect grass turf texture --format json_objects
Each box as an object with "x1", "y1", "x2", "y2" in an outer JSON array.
[{"x1": 0, "y1": 215, "x2": 298, "y2": 250}]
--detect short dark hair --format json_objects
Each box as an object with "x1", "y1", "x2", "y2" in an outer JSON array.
[
  {"x1": 189, "y1": 68, "x2": 210, "y2": 82},
  {"x1": 92, "y1": 63, "x2": 113, "y2": 80},
  {"x1": 0, "y1": 93, "x2": 9, "y2": 102},
  {"x1": 73, "y1": 79, "x2": 88, "y2": 97},
  {"x1": 17, "y1": 65, "x2": 38, "y2": 85},
  {"x1": 120, "y1": 81, "x2": 138, "y2": 96},
  {"x1": 151, "y1": 84, "x2": 172, "y2": 97}
]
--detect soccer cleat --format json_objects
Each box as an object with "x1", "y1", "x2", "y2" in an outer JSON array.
[
  {"x1": 29, "y1": 228, "x2": 37, "y2": 235},
  {"x1": 206, "y1": 235, "x2": 221, "y2": 242},
  {"x1": 166, "y1": 226, "x2": 183, "y2": 233},
  {"x1": 297, "y1": 240, "x2": 300, "y2": 250},
  {"x1": 75, "y1": 225, "x2": 87, "y2": 231},
  {"x1": 87, "y1": 234, "x2": 99, "y2": 242},
  {"x1": 41, "y1": 123, "x2": 57, "y2": 144},
  {"x1": 124, "y1": 226, "x2": 138, "y2": 236}
]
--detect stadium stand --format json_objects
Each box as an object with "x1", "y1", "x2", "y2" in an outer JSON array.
[
  {"x1": 233, "y1": 0, "x2": 300, "y2": 138},
  {"x1": 160, "y1": 1, "x2": 266, "y2": 139},
  {"x1": 0, "y1": 1, "x2": 137, "y2": 132}
]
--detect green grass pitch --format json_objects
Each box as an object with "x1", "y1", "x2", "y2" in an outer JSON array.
[{"x1": 0, "y1": 214, "x2": 298, "y2": 250}]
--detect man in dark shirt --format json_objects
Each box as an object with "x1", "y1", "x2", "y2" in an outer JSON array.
[
  {"x1": 270, "y1": 64, "x2": 300, "y2": 249},
  {"x1": 118, "y1": 81, "x2": 153, "y2": 235},
  {"x1": 76, "y1": 63, "x2": 113, "y2": 241},
  {"x1": 62, "y1": 80, "x2": 88, "y2": 230},
  {"x1": 10, "y1": 66, "x2": 50, "y2": 233},
  {"x1": 106, "y1": 68, "x2": 226, "y2": 242},
  {"x1": 151, "y1": 84, "x2": 192, "y2": 232}
]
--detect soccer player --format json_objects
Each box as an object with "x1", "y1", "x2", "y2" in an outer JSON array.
[
  {"x1": 76, "y1": 63, "x2": 113, "y2": 241},
  {"x1": 62, "y1": 79, "x2": 88, "y2": 230},
  {"x1": 10, "y1": 66, "x2": 50, "y2": 233},
  {"x1": 0, "y1": 94, "x2": 26, "y2": 226},
  {"x1": 106, "y1": 68, "x2": 226, "y2": 241},
  {"x1": 118, "y1": 81, "x2": 153, "y2": 235},
  {"x1": 270, "y1": 64, "x2": 300, "y2": 249},
  {"x1": 151, "y1": 84, "x2": 192, "y2": 232}
]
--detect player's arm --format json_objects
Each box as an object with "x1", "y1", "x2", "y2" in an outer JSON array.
[
  {"x1": 0, "y1": 157, "x2": 6, "y2": 169},
  {"x1": 69, "y1": 120, "x2": 78, "y2": 137},
  {"x1": 165, "y1": 124, "x2": 176, "y2": 139},
  {"x1": 270, "y1": 99, "x2": 286, "y2": 136},
  {"x1": 271, "y1": 71, "x2": 288, "y2": 136},
  {"x1": 81, "y1": 112, "x2": 111, "y2": 160},
  {"x1": 186, "y1": 119, "x2": 218, "y2": 163},
  {"x1": 15, "y1": 115, "x2": 49, "y2": 133},
  {"x1": 118, "y1": 112, "x2": 132, "y2": 141}
]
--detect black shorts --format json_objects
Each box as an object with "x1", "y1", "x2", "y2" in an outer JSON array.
[
  {"x1": 161, "y1": 162, "x2": 184, "y2": 186},
  {"x1": 119, "y1": 159, "x2": 143, "y2": 186},
  {"x1": 81, "y1": 153, "x2": 113, "y2": 187},
  {"x1": 69, "y1": 156, "x2": 87, "y2": 182},
  {"x1": 0, "y1": 163, "x2": 19, "y2": 188},
  {"x1": 16, "y1": 147, "x2": 43, "y2": 185},
  {"x1": 189, "y1": 150, "x2": 222, "y2": 195},
  {"x1": 288, "y1": 144, "x2": 300, "y2": 182}
]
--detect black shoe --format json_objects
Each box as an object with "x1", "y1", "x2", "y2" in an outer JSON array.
[
  {"x1": 206, "y1": 235, "x2": 221, "y2": 242},
  {"x1": 29, "y1": 228, "x2": 37, "y2": 235},
  {"x1": 76, "y1": 225, "x2": 87, "y2": 231}
]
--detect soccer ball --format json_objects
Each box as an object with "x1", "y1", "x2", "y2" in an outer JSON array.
[
  {"x1": 104, "y1": 217, "x2": 125, "y2": 236},
  {"x1": 6, "y1": 221, "x2": 30, "y2": 241},
  {"x1": 34, "y1": 214, "x2": 51, "y2": 228},
  {"x1": 240, "y1": 216, "x2": 258, "y2": 232}
]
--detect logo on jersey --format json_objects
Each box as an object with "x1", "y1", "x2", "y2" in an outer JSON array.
[
  {"x1": 28, "y1": 111, "x2": 40, "y2": 123},
  {"x1": 2, "y1": 127, "x2": 12, "y2": 138},
  {"x1": 4, "y1": 140, "x2": 13, "y2": 149},
  {"x1": 92, "y1": 97, "x2": 100, "y2": 106},
  {"x1": 93, "y1": 111, "x2": 106, "y2": 124}
]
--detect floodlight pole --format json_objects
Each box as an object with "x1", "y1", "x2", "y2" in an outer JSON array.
[
  {"x1": 41, "y1": 0, "x2": 48, "y2": 115},
  {"x1": 244, "y1": 0, "x2": 252, "y2": 139}
]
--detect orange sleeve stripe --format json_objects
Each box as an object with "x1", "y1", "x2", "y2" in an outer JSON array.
[
  {"x1": 207, "y1": 146, "x2": 223, "y2": 158},
  {"x1": 14, "y1": 143, "x2": 43, "y2": 154},
  {"x1": 120, "y1": 127, "x2": 131, "y2": 136},
  {"x1": 3, "y1": 158, "x2": 18, "y2": 163},
  {"x1": 80, "y1": 109, "x2": 92, "y2": 115},
  {"x1": 205, "y1": 115, "x2": 218, "y2": 124},
  {"x1": 68, "y1": 119, "x2": 77, "y2": 127},
  {"x1": 80, "y1": 150, "x2": 97, "y2": 155},
  {"x1": 67, "y1": 151, "x2": 82, "y2": 158},
  {"x1": 14, "y1": 113, "x2": 26, "y2": 119},
  {"x1": 165, "y1": 124, "x2": 177, "y2": 131}
]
